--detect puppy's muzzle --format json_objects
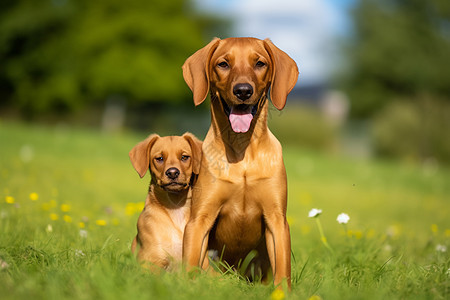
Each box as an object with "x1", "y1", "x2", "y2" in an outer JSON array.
[{"x1": 233, "y1": 83, "x2": 253, "y2": 101}]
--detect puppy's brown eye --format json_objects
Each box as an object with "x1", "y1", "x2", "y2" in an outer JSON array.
[
  {"x1": 181, "y1": 155, "x2": 190, "y2": 161},
  {"x1": 218, "y1": 61, "x2": 229, "y2": 68},
  {"x1": 155, "y1": 156, "x2": 164, "y2": 163},
  {"x1": 255, "y1": 61, "x2": 266, "y2": 68}
]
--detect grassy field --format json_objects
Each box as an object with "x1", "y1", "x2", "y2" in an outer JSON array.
[{"x1": 0, "y1": 121, "x2": 449, "y2": 299}]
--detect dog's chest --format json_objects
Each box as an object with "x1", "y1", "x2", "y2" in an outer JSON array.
[
  {"x1": 168, "y1": 207, "x2": 189, "y2": 232},
  {"x1": 166, "y1": 207, "x2": 189, "y2": 258},
  {"x1": 206, "y1": 150, "x2": 281, "y2": 183},
  {"x1": 215, "y1": 201, "x2": 264, "y2": 252}
]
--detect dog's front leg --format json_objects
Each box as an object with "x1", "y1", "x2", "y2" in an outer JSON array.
[
  {"x1": 183, "y1": 218, "x2": 211, "y2": 270},
  {"x1": 183, "y1": 202, "x2": 221, "y2": 271},
  {"x1": 265, "y1": 211, "x2": 292, "y2": 290}
]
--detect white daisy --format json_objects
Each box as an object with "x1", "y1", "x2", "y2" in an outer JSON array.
[
  {"x1": 337, "y1": 213, "x2": 350, "y2": 224},
  {"x1": 436, "y1": 244, "x2": 447, "y2": 252},
  {"x1": 308, "y1": 208, "x2": 322, "y2": 218}
]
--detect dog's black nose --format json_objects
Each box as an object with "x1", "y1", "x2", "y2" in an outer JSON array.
[
  {"x1": 233, "y1": 83, "x2": 253, "y2": 101},
  {"x1": 165, "y1": 168, "x2": 180, "y2": 179}
]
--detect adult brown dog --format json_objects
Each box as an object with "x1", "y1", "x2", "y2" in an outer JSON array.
[
  {"x1": 182, "y1": 37, "x2": 298, "y2": 288},
  {"x1": 129, "y1": 133, "x2": 202, "y2": 271}
]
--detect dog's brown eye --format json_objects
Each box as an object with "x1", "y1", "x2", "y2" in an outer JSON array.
[
  {"x1": 155, "y1": 156, "x2": 164, "y2": 163},
  {"x1": 217, "y1": 61, "x2": 229, "y2": 69},
  {"x1": 181, "y1": 155, "x2": 190, "y2": 161},
  {"x1": 255, "y1": 61, "x2": 266, "y2": 68}
]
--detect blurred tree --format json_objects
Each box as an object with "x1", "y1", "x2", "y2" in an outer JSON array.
[
  {"x1": 0, "y1": 0, "x2": 220, "y2": 118},
  {"x1": 344, "y1": 0, "x2": 450, "y2": 117}
]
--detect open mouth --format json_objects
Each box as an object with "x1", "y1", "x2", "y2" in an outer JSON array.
[{"x1": 220, "y1": 98, "x2": 258, "y2": 133}]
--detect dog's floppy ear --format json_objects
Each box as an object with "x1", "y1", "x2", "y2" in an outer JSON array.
[
  {"x1": 263, "y1": 39, "x2": 299, "y2": 110},
  {"x1": 182, "y1": 38, "x2": 221, "y2": 106},
  {"x1": 182, "y1": 132, "x2": 203, "y2": 175},
  {"x1": 129, "y1": 134, "x2": 160, "y2": 178}
]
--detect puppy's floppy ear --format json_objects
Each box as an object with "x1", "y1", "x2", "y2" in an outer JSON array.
[
  {"x1": 129, "y1": 134, "x2": 160, "y2": 178},
  {"x1": 182, "y1": 132, "x2": 203, "y2": 175},
  {"x1": 182, "y1": 38, "x2": 221, "y2": 106},
  {"x1": 263, "y1": 39, "x2": 299, "y2": 110}
]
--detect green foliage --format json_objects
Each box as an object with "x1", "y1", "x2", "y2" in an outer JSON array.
[
  {"x1": 0, "y1": 0, "x2": 212, "y2": 117},
  {"x1": 269, "y1": 104, "x2": 337, "y2": 151},
  {"x1": 373, "y1": 96, "x2": 450, "y2": 163},
  {"x1": 344, "y1": 0, "x2": 450, "y2": 117},
  {"x1": 1, "y1": 122, "x2": 449, "y2": 299}
]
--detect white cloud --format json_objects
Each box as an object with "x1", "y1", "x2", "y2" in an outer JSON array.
[{"x1": 194, "y1": 0, "x2": 345, "y2": 85}]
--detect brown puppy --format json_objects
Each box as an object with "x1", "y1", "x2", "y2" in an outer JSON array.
[
  {"x1": 182, "y1": 37, "x2": 298, "y2": 288},
  {"x1": 130, "y1": 133, "x2": 202, "y2": 271}
]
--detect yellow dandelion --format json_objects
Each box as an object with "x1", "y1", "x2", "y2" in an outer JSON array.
[
  {"x1": 63, "y1": 215, "x2": 72, "y2": 223},
  {"x1": 5, "y1": 196, "x2": 15, "y2": 204},
  {"x1": 308, "y1": 295, "x2": 323, "y2": 300},
  {"x1": 125, "y1": 203, "x2": 137, "y2": 216},
  {"x1": 431, "y1": 224, "x2": 438, "y2": 235},
  {"x1": 50, "y1": 213, "x2": 59, "y2": 221},
  {"x1": 354, "y1": 230, "x2": 363, "y2": 240},
  {"x1": 29, "y1": 192, "x2": 39, "y2": 201},
  {"x1": 136, "y1": 202, "x2": 145, "y2": 212},
  {"x1": 96, "y1": 219, "x2": 107, "y2": 226},
  {"x1": 445, "y1": 229, "x2": 450, "y2": 237},
  {"x1": 270, "y1": 289, "x2": 285, "y2": 300},
  {"x1": 60, "y1": 204, "x2": 71, "y2": 212},
  {"x1": 79, "y1": 222, "x2": 86, "y2": 228}
]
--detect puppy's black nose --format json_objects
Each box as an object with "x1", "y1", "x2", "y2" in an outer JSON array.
[
  {"x1": 165, "y1": 168, "x2": 180, "y2": 179},
  {"x1": 233, "y1": 83, "x2": 253, "y2": 101}
]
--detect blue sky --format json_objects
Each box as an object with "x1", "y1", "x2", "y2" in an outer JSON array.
[{"x1": 193, "y1": 0, "x2": 356, "y2": 85}]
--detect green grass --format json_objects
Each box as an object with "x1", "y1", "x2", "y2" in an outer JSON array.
[{"x1": 0, "y1": 121, "x2": 449, "y2": 299}]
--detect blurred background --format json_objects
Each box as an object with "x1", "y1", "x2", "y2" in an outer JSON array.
[{"x1": 1, "y1": 0, "x2": 449, "y2": 165}]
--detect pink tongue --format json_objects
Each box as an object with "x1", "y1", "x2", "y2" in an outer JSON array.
[{"x1": 229, "y1": 107, "x2": 253, "y2": 133}]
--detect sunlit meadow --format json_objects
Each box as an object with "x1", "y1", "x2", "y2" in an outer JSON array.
[{"x1": 1, "y1": 122, "x2": 449, "y2": 299}]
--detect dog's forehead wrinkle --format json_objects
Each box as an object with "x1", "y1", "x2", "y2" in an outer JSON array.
[
  {"x1": 230, "y1": 48, "x2": 265, "y2": 61},
  {"x1": 150, "y1": 142, "x2": 166, "y2": 157},
  {"x1": 216, "y1": 40, "x2": 266, "y2": 61},
  {"x1": 150, "y1": 138, "x2": 191, "y2": 159},
  {"x1": 177, "y1": 148, "x2": 192, "y2": 157}
]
